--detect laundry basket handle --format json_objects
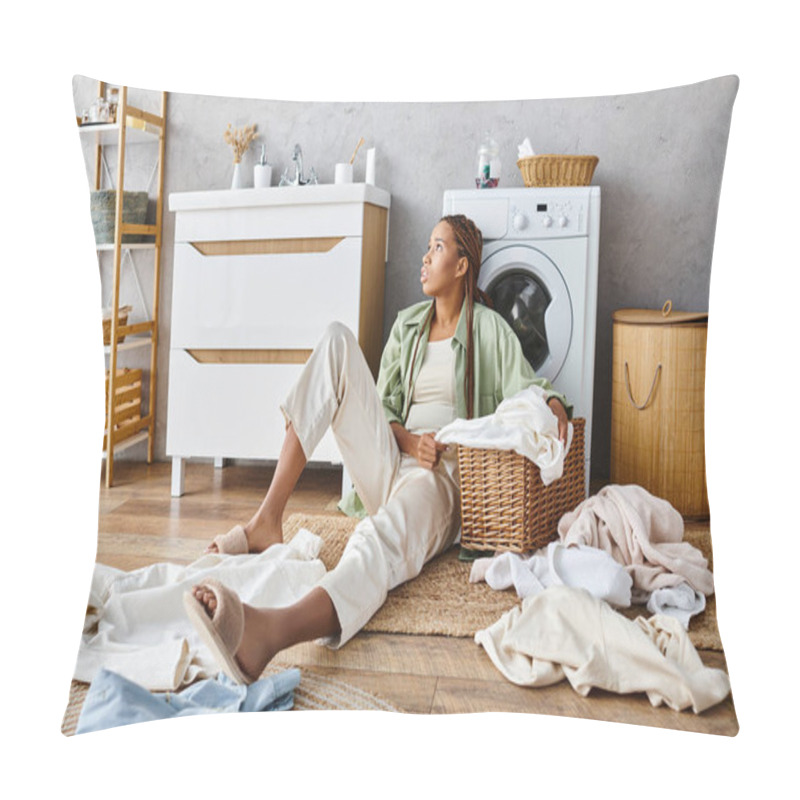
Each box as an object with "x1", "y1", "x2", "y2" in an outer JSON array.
[{"x1": 624, "y1": 361, "x2": 662, "y2": 410}]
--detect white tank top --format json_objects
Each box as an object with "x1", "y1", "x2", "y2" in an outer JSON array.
[{"x1": 405, "y1": 337, "x2": 457, "y2": 434}]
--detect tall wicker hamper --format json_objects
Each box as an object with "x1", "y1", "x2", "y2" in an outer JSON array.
[
  {"x1": 458, "y1": 417, "x2": 586, "y2": 554},
  {"x1": 610, "y1": 308, "x2": 709, "y2": 518}
]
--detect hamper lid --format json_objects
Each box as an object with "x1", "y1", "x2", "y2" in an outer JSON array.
[{"x1": 613, "y1": 301, "x2": 707, "y2": 326}]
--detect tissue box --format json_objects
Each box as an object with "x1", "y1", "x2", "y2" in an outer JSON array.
[{"x1": 517, "y1": 155, "x2": 598, "y2": 187}]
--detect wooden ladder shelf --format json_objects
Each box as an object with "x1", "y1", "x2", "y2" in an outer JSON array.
[{"x1": 81, "y1": 81, "x2": 168, "y2": 487}]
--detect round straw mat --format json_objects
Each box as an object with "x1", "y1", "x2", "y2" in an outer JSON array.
[{"x1": 283, "y1": 513, "x2": 723, "y2": 651}]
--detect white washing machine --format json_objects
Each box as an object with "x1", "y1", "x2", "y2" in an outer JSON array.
[{"x1": 442, "y1": 186, "x2": 601, "y2": 483}]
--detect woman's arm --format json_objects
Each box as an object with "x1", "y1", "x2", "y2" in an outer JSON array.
[
  {"x1": 546, "y1": 396, "x2": 569, "y2": 446},
  {"x1": 390, "y1": 422, "x2": 448, "y2": 470}
]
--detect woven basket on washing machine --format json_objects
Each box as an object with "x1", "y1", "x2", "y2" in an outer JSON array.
[{"x1": 516, "y1": 155, "x2": 599, "y2": 187}]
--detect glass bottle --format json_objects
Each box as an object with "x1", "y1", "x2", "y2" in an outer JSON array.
[
  {"x1": 106, "y1": 87, "x2": 119, "y2": 123},
  {"x1": 476, "y1": 134, "x2": 501, "y2": 188}
]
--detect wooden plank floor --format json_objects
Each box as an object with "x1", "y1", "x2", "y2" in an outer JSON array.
[{"x1": 95, "y1": 459, "x2": 738, "y2": 736}]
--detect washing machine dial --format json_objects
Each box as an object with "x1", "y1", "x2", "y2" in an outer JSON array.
[
  {"x1": 512, "y1": 212, "x2": 528, "y2": 231},
  {"x1": 558, "y1": 215, "x2": 569, "y2": 228},
  {"x1": 542, "y1": 214, "x2": 553, "y2": 228}
]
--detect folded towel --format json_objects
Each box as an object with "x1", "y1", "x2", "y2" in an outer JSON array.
[{"x1": 436, "y1": 386, "x2": 572, "y2": 485}]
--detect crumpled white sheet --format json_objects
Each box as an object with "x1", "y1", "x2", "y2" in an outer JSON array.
[
  {"x1": 435, "y1": 385, "x2": 573, "y2": 485},
  {"x1": 75, "y1": 529, "x2": 327, "y2": 692},
  {"x1": 475, "y1": 585, "x2": 731, "y2": 714},
  {"x1": 469, "y1": 542, "x2": 632, "y2": 608}
]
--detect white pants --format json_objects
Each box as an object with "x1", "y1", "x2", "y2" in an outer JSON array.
[{"x1": 280, "y1": 322, "x2": 461, "y2": 647}]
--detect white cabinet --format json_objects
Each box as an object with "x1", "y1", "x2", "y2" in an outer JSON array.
[{"x1": 166, "y1": 184, "x2": 391, "y2": 496}]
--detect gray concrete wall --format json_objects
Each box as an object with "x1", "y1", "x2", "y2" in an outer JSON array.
[{"x1": 73, "y1": 74, "x2": 738, "y2": 480}]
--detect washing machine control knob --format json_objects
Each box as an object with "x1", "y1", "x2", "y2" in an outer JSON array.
[
  {"x1": 558, "y1": 215, "x2": 568, "y2": 228},
  {"x1": 512, "y1": 212, "x2": 528, "y2": 231},
  {"x1": 542, "y1": 214, "x2": 553, "y2": 228}
]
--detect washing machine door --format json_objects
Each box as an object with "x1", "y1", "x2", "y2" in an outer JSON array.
[{"x1": 478, "y1": 244, "x2": 573, "y2": 382}]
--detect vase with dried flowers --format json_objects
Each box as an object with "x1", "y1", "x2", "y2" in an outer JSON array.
[{"x1": 224, "y1": 123, "x2": 258, "y2": 189}]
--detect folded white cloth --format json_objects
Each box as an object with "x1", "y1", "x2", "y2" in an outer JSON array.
[
  {"x1": 435, "y1": 386, "x2": 572, "y2": 485},
  {"x1": 470, "y1": 542, "x2": 632, "y2": 607},
  {"x1": 475, "y1": 585, "x2": 731, "y2": 714},
  {"x1": 76, "y1": 529, "x2": 327, "y2": 691},
  {"x1": 557, "y1": 484, "x2": 715, "y2": 596}
]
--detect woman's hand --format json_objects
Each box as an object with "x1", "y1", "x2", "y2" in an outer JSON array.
[
  {"x1": 390, "y1": 423, "x2": 448, "y2": 470},
  {"x1": 547, "y1": 397, "x2": 569, "y2": 446},
  {"x1": 415, "y1": 432, "x2": 449, "y2": 470}
]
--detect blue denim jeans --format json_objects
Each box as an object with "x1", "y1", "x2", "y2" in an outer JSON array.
[{"x1": 75, "y1": 667, "x2": 300, "y2": 734}]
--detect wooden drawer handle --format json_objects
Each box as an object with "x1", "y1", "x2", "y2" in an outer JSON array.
[
  {"x1": 190, "y1": 237, "x2": 344, "y2": 256},
  {"x1": 624, "y1": 361, "x2": 662, "y2": 410},
  {"x1": 187, "y1": 349, "x2": 312, "y2": 364}
]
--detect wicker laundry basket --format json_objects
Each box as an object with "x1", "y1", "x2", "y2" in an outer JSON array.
[
  {"x1": 102, "y1": 305, "x2": 132, "y2": 345},
  {"x1": 90, "y1": 190, "x2": 149, "y2": 244},
  {"x1": 457, "y1": 417, "x2": 586, "y2": 554},
  {"x1": 610, "y1": 305, "x2": 709, "y2": 518},
  {"x1": 517, "y1": 155, "x2": 598, "y2": 187}
]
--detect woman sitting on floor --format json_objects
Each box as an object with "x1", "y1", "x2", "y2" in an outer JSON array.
[{"x1": 185, "y1": 213, "x2": 572, "y2": 684}]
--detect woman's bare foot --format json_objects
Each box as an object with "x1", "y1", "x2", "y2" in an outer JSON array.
[{"x1": 191, "y1": 585, "x2": 279, "y2": 681}]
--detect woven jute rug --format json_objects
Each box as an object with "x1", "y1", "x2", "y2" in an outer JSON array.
[
  {"x1": 61, "y1": 668, "x2": 402, "y2": 735},
  {"x1": 283, "y1": 513, "x2": 723, "y2": 652}
]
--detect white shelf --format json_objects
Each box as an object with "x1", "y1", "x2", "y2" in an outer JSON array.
[
  {"x1": 78, "y1": 119, "x2": 159, "y2": 146},
  {"x1": 104, "y1": 336, "x2": 152, "y2": 355},
  {"x1": 102, "y1": 430, "x2": 149, "y2": 458},
  {"x1": 96, "y1": 242, "x2": 156, "y2": 251}
]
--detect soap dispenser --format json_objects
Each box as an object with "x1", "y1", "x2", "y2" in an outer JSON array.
[{"x1": 254, "y1": 145, "x2": 272, "y2": 188}]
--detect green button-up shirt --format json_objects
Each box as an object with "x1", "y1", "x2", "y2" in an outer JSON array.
[
  {"x1": 339, "y1": 297, "x2": 573, "y2": 517},
  {"x1": 377, "y1": 297, "x2": 571, "y2": 426}
]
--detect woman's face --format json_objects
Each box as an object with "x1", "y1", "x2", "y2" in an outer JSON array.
[{"x1": 421, "y1": 221, "x2": 467, "y2": 297}]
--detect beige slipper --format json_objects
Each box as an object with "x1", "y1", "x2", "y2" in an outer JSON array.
[
  {"x1": 207, "y1": 524, "x2": 249, "y2": 555},
  {"x1": 183, "y1": 579, "x2": 258, "y2": 685}
]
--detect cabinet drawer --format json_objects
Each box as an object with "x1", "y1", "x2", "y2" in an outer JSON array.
[
  {"x1": 170, "y1": 239, "x2": 361, "y2": 349},
  {"x1": 174, "y1": 202, "x2": 368, "y2": 242},
  {"x1": 166, "y1": 349, "x2": 341, "y2": 463}
]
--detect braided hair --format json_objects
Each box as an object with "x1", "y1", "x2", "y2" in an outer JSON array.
[{"x1": 442, "y1": 214, "x2": 492, "y2": 418}]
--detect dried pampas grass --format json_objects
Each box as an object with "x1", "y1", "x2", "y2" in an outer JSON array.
[{"x1": 224, "y1": 123, "x2": 258, "y2": 163}]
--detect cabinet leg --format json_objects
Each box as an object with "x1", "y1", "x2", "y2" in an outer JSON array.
[
  {"x1": 171, "y1": 456, "x2": 186, "y2": 497},
  {"x1": 341, "y1": 464, "x2": 353, "y2": 500}
]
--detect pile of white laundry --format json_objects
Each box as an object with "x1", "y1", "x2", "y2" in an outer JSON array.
[
  {"x1": 435, "y1": 385, "x2": 572, "y2": 485},
  {"x1": 470, "y1": 484, "x2": 712, "y2": 628},
  {"x1": 469, "y1": 484, "x2": 726, "y2": 713},
  {"x1": 75, "y1": 529, "x2": 328, "y2": 691}
]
